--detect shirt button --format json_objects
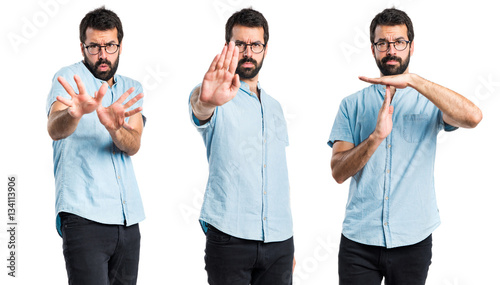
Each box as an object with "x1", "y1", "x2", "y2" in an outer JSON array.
[
  {"x1": 264, "y1": 191, "x2": 267, "y2": 195},
  {"x1": 264, "y1": 164, "x2": 267, "y2": 168},
  {"x1": 385, "y1": 196, "x2": 389, "y2": 200},
  {"x1": 386, "y1": 169, "x2": 390, "y2": 174},
  {"x1": 117, "y1": 176, "x2": 121, "y2": 179},
  {"x1": 388, "y1": 144, "x2": 392, "y2": 148},
  {"x1": 113, "y1": 151, "x2": 116, "y2": 155},
  {"x1": 384, "y1": 222, "x2": 388, "y2": 226},
  {"x1": 263, "y1": 217, "x2": 267, "y2": 221}
]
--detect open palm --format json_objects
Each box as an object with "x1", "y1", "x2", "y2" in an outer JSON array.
[
  {"x1": 56, "y1": 75, "x2": 107, "y2": 119},
  {"x1": 199, "y1": 41, "x2": 240, "y2": 106},
  {"x1": 97, "y1": 87, "x2": 144, "y2": 131}
]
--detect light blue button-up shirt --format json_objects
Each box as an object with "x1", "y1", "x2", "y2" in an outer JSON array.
[
  {"x1": 47, "y1": 61, "x2": 146, "y2": 236},
  {"x1": 189, "y1": 82, "x2": 293, "y2": 243},
  {"x1": 328, "y1": 84, "x2": 457, "y2": 248}
]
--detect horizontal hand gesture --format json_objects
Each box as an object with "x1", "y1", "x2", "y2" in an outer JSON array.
[
  {"x1": 359, "y1": 73, "x2": 413, "y2": 89},
  {"x1": 97, "y1": 87, "x2": 144, "y2": 132},
  {"x1": 56, "y1": 75, "x2": 107, "y2": 119},
  {"x1": 199, "y1": 41, "x2": 240, "y2": 106}
]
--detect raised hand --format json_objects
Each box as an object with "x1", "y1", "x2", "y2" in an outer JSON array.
[
  {"x1": 373, "y1": 86, "x2": 395, "y2": 141},
  {"x1": 96, "y1": 87, "x2": 144, "y2": 132},
  {"x1": 199, "y1": 41, "x2": 240, "y2": 106},
  {"x1": 359, "y1": 74, "x2": 413, "y2": 89},
  {"x1": 56, "y1": 75, "x2": 107, "y2": 119}
]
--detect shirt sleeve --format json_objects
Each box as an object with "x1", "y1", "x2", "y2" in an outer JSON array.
[
  {"x1": 328, "y1": 98, "x2": 355, "y2": 148},
  {"x1": 188, "y1": 84, "x2": 217, "y2": 131},
  {"x1": 46, "y1": 68, "x2": 77, "y2": 116},
  {"x1": 438, "y1": 109, "x2": 459, "y2": 132},
  {"x1": 275, "y1": 103, "x2": 289, "y2": 147},
  {"x1": 124, "y1": 81, "x2": 146, "y2": 126}
]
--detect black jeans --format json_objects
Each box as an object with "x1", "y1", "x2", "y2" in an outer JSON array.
[
  {"x1": 60, "y1": 213, "x2": 141, "y2": 285},
  {"x1": 205, "y1": 225, "x2": 294, "y2": 285},
  {"x1": 339, "y1": 234, "x2": 432, "y2": 285}
]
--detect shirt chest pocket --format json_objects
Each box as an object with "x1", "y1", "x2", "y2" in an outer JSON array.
[{"x1": 401, "y1": 114, "x2": 430, "y2": 143}]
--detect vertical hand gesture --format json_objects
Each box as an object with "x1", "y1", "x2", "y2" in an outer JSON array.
[
  {"x1": 199, "y1": 41, "x2": 241, "y2": 106},
  {"x1": 96, "y1": 88, "x2": 144, "y2": 132},
  {"x1": 56, "y1": 75, "x2": 107, "y2": 119},
  {"x1": 373, "y1": 86, "x2": 395, "y2": 141}
]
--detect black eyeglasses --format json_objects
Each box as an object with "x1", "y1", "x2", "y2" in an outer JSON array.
[
  {"x1": 83, "y1": 43, "x2": 120, "y2": 55},
  {"x1": 234, "y1": 41, "x2": 266, "y2": 54},
  {"x1": 373, "y1": 40, "x2": 410, "y2": 52}
]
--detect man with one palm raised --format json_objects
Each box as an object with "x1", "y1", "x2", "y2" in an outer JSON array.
[{"x1": 189, "y1": 8, "x2": 294, "y2": 285}]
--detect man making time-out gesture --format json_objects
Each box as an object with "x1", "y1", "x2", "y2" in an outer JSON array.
[{"x1": 328, "y1": 8, "x2": 482, "y2": 285}]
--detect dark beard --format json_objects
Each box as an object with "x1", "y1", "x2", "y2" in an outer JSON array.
[
  {"x1": 83, "y1": 54, "x2": 119, "y2": 82},
  {"x1": 376, "y1": 52, "x2": 410, "y2": 76},
  {"x1": 236, "y1": 57, "x2": 264, "y2": 79}
]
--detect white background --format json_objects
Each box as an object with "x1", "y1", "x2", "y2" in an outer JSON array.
[{"x1": 1, "y1": 0, "x2": 499, "y2": 284}]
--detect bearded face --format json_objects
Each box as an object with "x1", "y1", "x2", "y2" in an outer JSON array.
[
  {"x1": 235, "y1": 56, "x2": 264, "y2": 80},
  {"x1": 375, "y1": 51, "x2": 410, "y2": 76},
  {"x1": 83, "y1": 52, "x2": 120, "y2": 82}
]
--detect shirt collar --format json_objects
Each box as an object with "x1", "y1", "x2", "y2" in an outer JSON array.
[
  {"x1": 375, "y1": 84, "x2": 413, "y2": 99},
  {"x1": 375, "y1": 84, "x2": 387, "y2": 95},
  {"x1": 239, "y1": 81, "x2": 261, "y2": 97}
]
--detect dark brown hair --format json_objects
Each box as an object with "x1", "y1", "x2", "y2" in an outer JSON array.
[
  {"x1": 370, "y1": 8, "x2": 414, "y2": 43},
  {"x1": 80, "y1": 6, "x2": 123, "y2": 44},
  {"x1": 225, "y1": 8, "x2": 269, "y2": 44}
]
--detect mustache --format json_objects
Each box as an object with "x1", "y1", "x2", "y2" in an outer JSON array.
[
  {"x1": 381, "y1": 56, "x2": 402, "y2": 64},
  {"x1": 95, "y1": 59, "x2": 112, "y2": 67},
  {"x1": 238, "y1": 57, "x2": 258, "y2": 66}
]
